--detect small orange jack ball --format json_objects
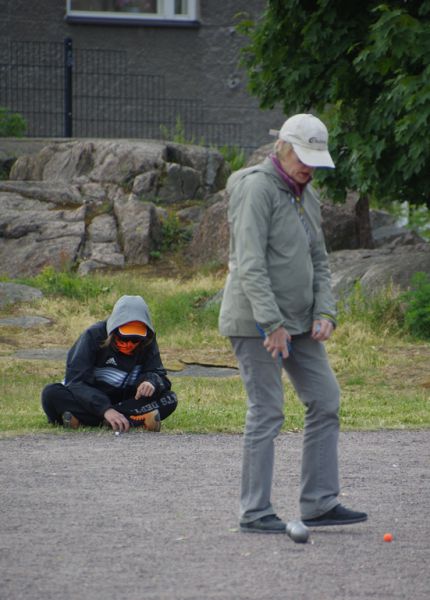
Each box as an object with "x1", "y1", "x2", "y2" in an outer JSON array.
[{"x1": 383, "y1": 533, "x2": 393, "y2": 542}]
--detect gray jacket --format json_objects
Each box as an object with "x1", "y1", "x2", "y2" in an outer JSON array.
[{"x1": 218, "y1": 157, "x2": 336, "y2": 337}]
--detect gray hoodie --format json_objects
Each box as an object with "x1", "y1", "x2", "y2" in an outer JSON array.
[{"x1": 106, "y1": 295, "x2": 154, "y2": 336}]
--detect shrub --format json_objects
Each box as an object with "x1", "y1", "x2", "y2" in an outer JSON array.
[
  {"x1": 159, "y1": 213, "x2": 192, "y2": 252},
  {"x1": 0, "y1": 106, "x2": 27, "y2": 137},
  {"x1": 408, "y1": 204, "x2": 430, "y2": 242},
  {"x1": 19, "y1": 266, "x2": 110, "y2": 300}
]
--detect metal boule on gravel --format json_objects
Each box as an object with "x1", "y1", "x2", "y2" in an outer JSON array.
[{"x1": 286, "y1": 520, "x2": 310, "y2": 544}]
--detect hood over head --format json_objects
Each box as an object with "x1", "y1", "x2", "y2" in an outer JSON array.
[{"x1": 106, "y1": 295, "x2": 154, "y2": 336}]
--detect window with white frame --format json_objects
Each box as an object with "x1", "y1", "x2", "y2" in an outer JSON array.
[{"x1": 66, "y1": 0, "x2": 199, "y2": 23}]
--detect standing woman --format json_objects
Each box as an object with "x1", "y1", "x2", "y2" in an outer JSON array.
[
  {"x1": 219, "y1": 114, "x2": 367, "y2": 532},
  {"x1": 41, "y1": 295, "x2": 177, "y2": 432}
]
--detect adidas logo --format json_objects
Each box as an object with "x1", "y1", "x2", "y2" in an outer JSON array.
[{"x1": 106, "y1": 357, "x2": 117, "y2": 366}]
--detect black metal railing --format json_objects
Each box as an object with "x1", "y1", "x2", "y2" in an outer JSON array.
[{"x1": 0, "y1": 38, "x2": 250, "y2": 149}]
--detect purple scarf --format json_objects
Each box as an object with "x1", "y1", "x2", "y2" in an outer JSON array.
[{"x1": 270, "y1": 154, "x2": 308, "y2": 197}]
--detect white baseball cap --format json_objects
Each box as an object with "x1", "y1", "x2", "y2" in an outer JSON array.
[{"x1": 271, "y1": 113, "x2": 335, "y2": 168}]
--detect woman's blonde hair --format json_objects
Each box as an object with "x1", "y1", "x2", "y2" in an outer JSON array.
[{"x1": 274, "y1": 139, "x2": 293, "y2": 159}]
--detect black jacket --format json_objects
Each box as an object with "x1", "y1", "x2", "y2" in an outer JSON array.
[{"x1": 64, "y1": 320, "x2": 171, "y2": 417}]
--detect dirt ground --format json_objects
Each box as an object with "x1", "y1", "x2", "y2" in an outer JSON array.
[{"x1": 1, "y1": 429, "x2": 429, "y2": 600}]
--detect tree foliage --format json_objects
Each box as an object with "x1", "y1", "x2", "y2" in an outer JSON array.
[{"x1": 238, "y1": 1, "x2": 430, "y2": 206}]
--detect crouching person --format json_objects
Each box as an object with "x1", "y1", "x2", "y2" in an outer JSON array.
[{"x1": 41, "y1": 295, "x2": 177, "y2": 433}]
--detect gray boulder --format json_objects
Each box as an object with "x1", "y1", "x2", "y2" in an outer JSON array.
[
  {"x1": 114, "y1": 194, "x2": 161, "y2": 265},
  {"x1": 0, "y1": 180, "x2": 83, "y2": 206},
  {"x1": 0, "y1": 282, "x2": 43, "y2": 308},
  {"x1": 188, "y1": 190, "x2": 229, "y2": 267},
  {"x1": 87, "y1": 213, "x2": 118, "y2": 244},
  {"x1": 321, "y1": 202, "x2": 358, "y2": 252},
  {"x1": 372, "y1": 224, "x2": 424, "y2": 248},
  {"x1": 156, "y1": 163, "x2": 203, "y2": 203},
  {"x1": 78, "y1": 213, "x2": 125, "y2": 276},
  {"x1": 0, "y1": 191, "x2": 85, "y2": 277},
  {"x1": 9, "y1": 139, "x2": 228, "y2": 197},
  {"x1": 1, "y1": 139, "x2": 230, "y2": 276},
  {"x1": 329, "y1": 245, "x2": 430, "y2": 298},
  {"x1": 0, "y1": 315, "x2": 51, "y2": 328}
]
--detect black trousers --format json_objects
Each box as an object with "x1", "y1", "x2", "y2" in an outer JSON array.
[{"x1": 41, "y1": 383, "x2": 178, "y2": 427}]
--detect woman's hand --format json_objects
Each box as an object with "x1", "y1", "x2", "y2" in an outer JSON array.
[
  {"x1": 311, "y1": 319, "x2": 333, "y2": 342},
  {"x1": 264, "y1": 327, "x2": 292, "y2": 359}
]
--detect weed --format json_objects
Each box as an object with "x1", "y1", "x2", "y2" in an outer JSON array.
[
  {"x1": 160, "y1": 116, "x2": 195, "y2": 145},
  {"x1": 159, "y1": 213, "x2": 193, "y2": 253},
  {"x1": 338, "y1": 281, "x2": 404, "y2": 334},
  {"x1": 218, "y1": 144, "x2": 247, "y2": 172},
  {"x1": 401, "y1": 272, "x2": 430, "y2": 340}
]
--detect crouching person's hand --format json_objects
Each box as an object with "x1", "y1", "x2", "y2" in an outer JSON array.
[
  {"x1": 104, "y1": 408, "x2": 130, "y2": 432},
  {"x1": 135, "y1": 381, "x2": 155, "y2": 399}
]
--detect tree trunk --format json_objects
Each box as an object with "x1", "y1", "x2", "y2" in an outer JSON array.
[{"x1": 355, "y1": 194, "x2": 374, "y2": 248}]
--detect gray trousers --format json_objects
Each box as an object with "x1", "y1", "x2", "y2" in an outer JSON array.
[{"x1": 231, "y1": 334, "x2": 340, "y2": 522}]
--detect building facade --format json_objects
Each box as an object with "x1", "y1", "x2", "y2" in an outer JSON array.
[{"x1": 1, "y1": 0, "x2": 285, "y2": 152}]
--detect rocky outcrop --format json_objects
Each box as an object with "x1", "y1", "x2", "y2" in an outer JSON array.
[
  {"x1": 1, "y1": 138, "x2": 429, "y2": 298},
  {"x1": 0, "y1": 139, "x2": 229, "y2": 277},
  {"x1": 329, "y1": 244, "x2": 430, "y2": 298},
  {"x1": 9, "y1": 139, "x2": 229, "y2": 195}
]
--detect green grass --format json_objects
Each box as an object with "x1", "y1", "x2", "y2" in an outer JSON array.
[
  {"x1": 1, "y1": 361, "x2": 428, "y2": 435},
  {"x1": 0, "y1": 268, "x2": 429, "y2": 436}
]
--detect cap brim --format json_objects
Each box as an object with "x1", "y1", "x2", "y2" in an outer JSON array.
[
  {"x1": 118, "y1": 321, "x2": 148, "y2": 337},
  {"x1": 293, "y1": 144, "x2": 335, "y2": 168}
]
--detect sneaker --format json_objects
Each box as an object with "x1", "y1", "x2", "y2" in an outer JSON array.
[
  {"x1": 62, "y1": 411, "x2": 80, "y2": 429},
  {"x1": 302, "y1": 504, "x2": 367, "y2": 527},
  {"x1": 240, "y1": 514, "x2": 286, "y2": 534},
  {"x1": 129, "y1": 409, "x2": 161, "y2": 432}
]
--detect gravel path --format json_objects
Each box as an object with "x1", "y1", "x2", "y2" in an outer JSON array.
[{"x1": 1, "y1": 430, "x2": 428, "y2": 600}]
